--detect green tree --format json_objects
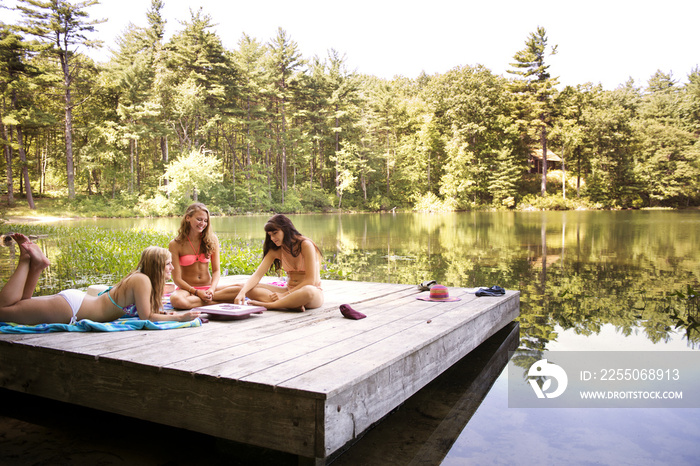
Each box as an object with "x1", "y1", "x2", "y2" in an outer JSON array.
[
  {"x1": 582, "y1": 84, "x2": 638, "y2": 206},
  {"x1": 0, "y1": 26, "x2": 38, "y2": 208},
  {"x1": 165, "y1": 8, "x2": 235, "y2": 151},
  {"x1": 232, "y1": 33, "x2": 269, "y2": 206},
  {"x1": 324, "y1": 49, "x2": 360, "y2": 203},
  {"x1": 267, "y1": 28, "x2": 303, "y2": 202},
  {"x1": 163, "y1": 148, "x2": 222, "y2": 203},
  {"x1": 365, "y1": 78, "x2": 399, "y2": 202},
  {"x1": 508, "y1": 26, "x2": 559, "y2": 197},
  {"x1": 685, "y1": 67, "x2": 700, "y2": 134},
  {"x1": 635, "y1": 71, "x2": 700, "y2": 206},
  {"x1": 144, "y1": 0, "x2": 173, "y2": 189},
  {"x1": 15, "y1": 0, "x2": 103, "y2": 199},
  {"x1": 298, "y1": 55, "x2": 330, "y2": 192},
  {"x1": 108, "y1": 22, "x2": 161, "y2": 194},
  {"x1": 551, "y1": 84, "x2": 595, "y2": 198},
  {"x1": 430, "y1": 65, "x2": 516, "y2": 207}
]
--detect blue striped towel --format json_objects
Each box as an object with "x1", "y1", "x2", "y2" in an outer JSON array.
[
  {"x1": 0, "y1": 317, "x2": 203, "y2": 334},
  {"x1": 0, "y1": 296, "x2": 202, "y2": 333}
]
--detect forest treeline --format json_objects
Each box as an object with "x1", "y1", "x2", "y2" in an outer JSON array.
[{"x1": 1, "y1": 0, "x2": 699, "y2": 216}]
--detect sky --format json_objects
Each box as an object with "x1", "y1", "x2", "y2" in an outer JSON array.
[{"x1": 3, "y1": 0, "x2": 699, "y2": 90}]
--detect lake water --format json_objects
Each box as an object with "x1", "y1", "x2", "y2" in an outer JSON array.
[{"x1": 2, "y1": 210, "x2": 700, "y2": 464}]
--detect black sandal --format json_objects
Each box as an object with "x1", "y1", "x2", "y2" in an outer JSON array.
[{"x1": 418, "y1": 280, "x2": 437, "y2": 291}]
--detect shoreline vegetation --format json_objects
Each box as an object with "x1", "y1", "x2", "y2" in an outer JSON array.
[
  {"x1": 1, "y1": 189, "x2": 695, "y2": 225},
  {"x1": 1, "y1": 3, "x2": 698, "y2": 215},
  {"x1": 0, "y1": 222, "x2": 329, "y2": 296},
  {"x1": 1, "y1": 205, "x2": 693, "y2": 297}
]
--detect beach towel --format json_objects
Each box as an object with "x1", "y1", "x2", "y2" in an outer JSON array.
[
  {"x1": 0, "y1": 294, "x2": 202, "y2": 334},
  {"x1": 0, "y1": 317, "x2": 203, "y2": 334}
]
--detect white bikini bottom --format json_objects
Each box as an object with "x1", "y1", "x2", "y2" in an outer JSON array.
[{"x1": 58, "y1": 289, "x2": 86, "y2": 325}]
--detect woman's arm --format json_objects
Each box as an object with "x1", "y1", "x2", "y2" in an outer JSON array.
[
  {"x1": 234, "y1": 251, "x2": 278, "y2": 304},
  {"x1": 207, "y1": 235, "x2": 221, "y2": 296},
  {"x1": 130, "y1": 273, "x2": 200, "y2": 322}
]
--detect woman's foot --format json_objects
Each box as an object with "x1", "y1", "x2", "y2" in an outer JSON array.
[
  {"x1": 11, "y1": 233, "x2": 29, "y2": 246},
  {"x1": 18, "y1": 238, "x2": 50, "y2": 270},
  {"x1": 11, "y1": 233, "x2": 31, "y2": 261}
]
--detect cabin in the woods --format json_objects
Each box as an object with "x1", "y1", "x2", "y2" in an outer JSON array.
[{"x1": 529, "y1": 148, "x2": 562, "y2": 174}]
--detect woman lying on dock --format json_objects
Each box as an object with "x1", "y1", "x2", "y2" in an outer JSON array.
[
  {"x1": 0, "y1": 234, "x2": 201, "y2": 325},
  {"x1": 234, "y1": 214, "x2": 324, "y2": 311},
  {"x1": 168, "y1": 203, "x2": 239, "y2": 309}
]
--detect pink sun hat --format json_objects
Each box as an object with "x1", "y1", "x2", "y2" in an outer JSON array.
[{"x1": 416, "y1": 284, "x2": 461, "y2": 302}]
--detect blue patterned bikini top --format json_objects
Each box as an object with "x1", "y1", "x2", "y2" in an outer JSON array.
[{"x1": 98, "y1": 286, "x2": 139, "y2": 318}]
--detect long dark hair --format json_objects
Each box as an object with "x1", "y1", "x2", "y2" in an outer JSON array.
[
  {"x1": 263, "y1": 214, "x2": 320, "y2": 272},
  {"x1": 175, "y1": 203, "x2": 215, "y2": 257}
]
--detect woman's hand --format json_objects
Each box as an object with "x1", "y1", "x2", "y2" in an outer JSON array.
[
  {"x1": 195, "y1": 288, "x2": 213, "y2": 303},
  {"x1": 202, "y1": 288, "x2": 214, "y2": 302},
  {"x1": 161, "y1": 310, "x2": 201, "y2": 321},
  {"x1": 269, "y1": 290, "x2": 289, "y2": 302},
  {"x1": 176, "y1": 310, "x2": 201, "y2": 321}
]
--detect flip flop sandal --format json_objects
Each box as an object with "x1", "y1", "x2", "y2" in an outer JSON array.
[
  {"x1": 418, "y1": 280, "x2": 437, "y2": 291},
  {"x1": 475, "y1": 285, "x2": 506, "y2": 297}
]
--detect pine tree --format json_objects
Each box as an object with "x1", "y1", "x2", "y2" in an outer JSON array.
[
  {"x1": 166, "y1": 8, "x2": 235, "y2": 150},
  {"x1": 233, "y1": 33, "x2": 269, "y2": 207},
  {"x1": 15, "y1": 0, "x2": 103, "y2": 199},
  {"x1": 508, "y1": 26, "x2": 559, "y2": 196},
  {"x1": 268, "y1": 28, "x2": 303, "y2": 202},
  {"x1": 0, "y1": 25, "x2": 47, "y2": 209},
  {"x1": 325, "y1": 49, "x2": 360, "y2": 203}
]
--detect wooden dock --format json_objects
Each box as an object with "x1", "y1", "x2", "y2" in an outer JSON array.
[{"x1": 0, "y1": 278, "x2": 519, "y2": 464}]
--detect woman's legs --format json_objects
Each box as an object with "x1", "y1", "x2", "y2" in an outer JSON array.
[
  {"x1": 0, "y1": 247, "x2": 31, "y2": 308},
  {"x1": 198, "y1": 281, "x2": 324, "y2": 311},
  {"x1": 0, "y1": 234, "x2": 71, "y2": 324},
  {"x1": 0, "y1": 295, "x2": 73, "y2": 325},
  {"x1": 171, "y1": 282, "x2": 265, "y2": 309},
  {"x1": 0, "y1": 234, "x2": 49, "y2": 307},
  {"x1": 211, "y1": 283, "x2": 248, "y2": 302},
  {"x1": 169, "y1": 289, "x2": 201, "y2": 310},
  {"x1": 248, "y1": 284, "x2": 323, "y2": 312}
]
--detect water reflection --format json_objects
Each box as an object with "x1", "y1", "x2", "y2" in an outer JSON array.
[{"x1": 7, "y1": 210, "x2": 700, "y2": 348}]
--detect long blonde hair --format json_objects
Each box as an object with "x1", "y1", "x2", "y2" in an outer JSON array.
[
  {"x1": 116, "y1": 246, "x2": 168, "y2": 314},
  {"x1": 175, "y1": 203, "x2": 216, "y2": 257}
]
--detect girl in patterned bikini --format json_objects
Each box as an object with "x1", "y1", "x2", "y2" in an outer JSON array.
[
  {"x1": 233, "y1": 214, "x2": 324, "y2": 312},
  {"x1": 0, "y1": 234, "x2": 200, "y2": 325},
  {"x1": 168, "y1": 203, "x2": 239, "y2": 310}
]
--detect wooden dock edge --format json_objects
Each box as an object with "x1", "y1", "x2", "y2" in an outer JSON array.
[
  {"x1": 329, "y1": 321, "x2": 520, "y2": 465},
  {"x1": 318, "y1": 291, "x2": 520, "y2": 459}
]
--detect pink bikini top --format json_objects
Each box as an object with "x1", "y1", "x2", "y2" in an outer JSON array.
[
  {"x1": 280, "y1": 247, "x2": 305, "y2": 273},
  {"x1": 179, "y1": 253, "x2": 209, "y2": 267},
  {"x1": 180, "y1": 237, "x2": 210, "y2": 267}
]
